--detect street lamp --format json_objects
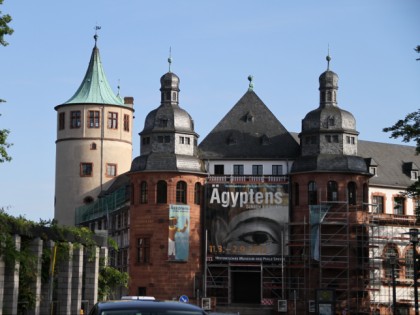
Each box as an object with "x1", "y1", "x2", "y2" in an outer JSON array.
[
  {"x1": 389, "y1": 252, "x2": 397, "y2": 315},
  {"x1": 410, "y1": 228, "x2": 419, "y2": 315}
]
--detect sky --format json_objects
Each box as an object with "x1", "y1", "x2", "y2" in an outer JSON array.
[{"x1": 0, "y1": 1, "x2": 419, "y2": 222}]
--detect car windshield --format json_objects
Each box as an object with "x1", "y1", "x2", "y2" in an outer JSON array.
[{"x1": 102, "y1": 311, "x2": 203, "y2": 315}]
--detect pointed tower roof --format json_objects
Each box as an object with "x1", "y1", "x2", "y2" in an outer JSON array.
[
  {"x1": 60, "y1": 34, "x2": 125, "y2": 106},
  {"x1": 199, "y1": 78, "x2": 299, "y2": 159}
]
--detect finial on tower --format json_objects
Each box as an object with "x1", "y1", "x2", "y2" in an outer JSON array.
[
  {"x1": 248, "y1": 75, "x2": 254, "y2": 91},
  {"x1": 94, "y1": 25, "x2": 101, "y2": 47},
  {"x1": 168, "y1": 47, "x2": 172, "y2": 72},
  {"x1": 117, "y1": 79, "x2": 121, "y2": 96},
  {"x1": 326, "y1": 45, "x2": 331, "y2": 70}
]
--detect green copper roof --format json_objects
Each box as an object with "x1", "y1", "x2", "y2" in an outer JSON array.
[{"x1": 62, "y1": 44, "x2": 125, "y2": 106}]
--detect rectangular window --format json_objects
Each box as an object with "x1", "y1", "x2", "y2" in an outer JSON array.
[
  {"x1": 233, "y1": 165, "x2": 244, "y2": 175},
  {"x1": 70, "y1": 111, "x2": 81, "y2": 129},
  {"x1": 106, "y1": 163, "x2": 117, "y2": 177},
  {"x1": 394, "y1": 196, "x2": 405, "y2": 215},
  {"x1": 332, "y1": 135, "x2": 339, "y2": 143},
  {"x1": 179, "y1": 136, "x2": 185, "y2": 144},
  {"x1": 372, "y1": 195, "x2": 384, "y2": 214},
  {"x1": 124, "y1": 114, "x2": 130, "y2": 131},
  {"x1": 186, "y1": 137, "x2": 191, "y2": 145},
  {"x1": 137, "y1": 237, "x2": 150, "y2": 263},
  {"x1": 214, "y1": 165, "x2": 224, "y2": 175},
  {"x1": 108, "y1": 112, "x2": 118, "y2": 129},
  {"x1": 158, "y1": 136, "x2": 164, "y2": 143},
  {"x1": 58, "y1": 112, "x2": 65, "y2": 130},
  {"x1": 88, "y1": 111, "x2": 100, "y2": 128},
  {"x1": 80, "y1": 163, "x2": 93, "y2": 177},
  {"x1": 325, "y1": 135, "x2": 331, "y2": 143},
  {"x1": 142, "y1": 137, "x2": 150, "y2": 145},
  {"x1": 272, "y1": 165, "x2": 283, "y2": 175},
  {"x1": 252, "y1": 165, "x2": 263, "y2": 175},
  {"x1": 412, "y1": 171, "x2": 419, "y2": 181}
]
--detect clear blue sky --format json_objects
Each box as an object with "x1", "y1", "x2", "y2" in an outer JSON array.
[{"x1": 1, "y1": 1, "x2": 419, "y2": 222}]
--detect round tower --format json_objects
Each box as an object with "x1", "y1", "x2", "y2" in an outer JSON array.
[
  {"x1": 54, "y1": 34, "x2": 134, "y2": 225},
  {"x1": 128, "y1": 59, "x2": 206, "y2": 300}
]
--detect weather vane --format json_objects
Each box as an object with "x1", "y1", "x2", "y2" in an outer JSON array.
[
  {"x1": 94, "y1": 25, "x2": 101, "y2": 46},
  {"x1": 168, "y1": 46, "x2": 172, "y2": 72}
]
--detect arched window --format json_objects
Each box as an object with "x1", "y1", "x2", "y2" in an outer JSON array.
[
  {"x1": 348, "y1": 182, "x2": 357, "y2": 205},
  {"x1": 194, "y1": 182, "x2": 201, "y2": 205},
  {"x1": 384, "y1": 246, "x2": 399, "y2": 279},
  {"x1": 176, "y1": 181, "x2": 187, "y2": 204},
  {"x1": 156, "y1": 180, "x2": 167, "y2": 204},
  {"x1": 130, "y1": 184, "x2": 135, "y2": 205},
  {"x1": 327, "y1": 181, "x2": 338, "y2": 201},
  {"x1": 308, "y1": 181, "x2": 317, "y2": 205},
  {"x1": 140, "y1": 181, "x2": 148, "y2": 204}
]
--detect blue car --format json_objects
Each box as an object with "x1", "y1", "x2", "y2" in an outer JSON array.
[{"x1": 88, "y1": 299, "x2": 208, "y2": 315}]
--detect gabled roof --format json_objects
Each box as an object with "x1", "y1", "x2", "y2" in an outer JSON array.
[
  {"x1": 198, "y1": 90, "x2": 299, "y2": 159},
  {"x1": 358, "y1": 140, "x2": 420, "y2": 189},
  {"x1": 60, "y1": 44, "x2": 125, "y2": 106}
]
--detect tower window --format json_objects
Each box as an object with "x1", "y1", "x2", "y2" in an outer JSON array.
[
  {"x1": 140, "y1": 181, "x2": 148, "y2": 204},
  {"x1": 172, "y1": 92, "x2": 177, "y2": 101},
  {"x1": 58, "y1": 112, "x2": 65, "y2": 130},
  {"x1": 327, "y1": 181, "x2": 338, "y2": 201},
  {"x1": 348, "y1": 182, "x2": 357, "y2": 205},
  {"x1": 332, "y1": 135, "x2": 339, "y2": 143},
  {"x1": 158, "y1": 136, "x2": 164, "y2": 143},
  {"x1": 80, "y1": 163, "x2": 93, "y2": 177},
  {"x1": 176, "y1": 181, "x2": 187, "y2": 204},
  {"x1": 308, "y1": 181, "x2": 317, "y2": 205},
  {"x1": 179, "y1": 136, "x2": 185, "y2": 144},
  {"x1": 159, "y1": 119, "x2": 168, "y2": 127},
  {"x1": 186, "y1": 137, "x2": 191, "y2": 145},
  {"x1": 328, "y1": 116, "x2": 335, "y2": 127},
  {"x1": 136, "y1": 237, "x2": 151, "y2": 264},
  {"x1": 106, "y1": 164, "x2": 117, "y2": 177},
  {"x1": 124, "y1": 114, "x2": 130, "y2": 131},
  {"x1": 325, "y1": 135, "x2": 331, "y2": 143},
  {"x1": 90, "y1": 142, "x2": 97, "y2": 150},
  {"x1": 88, "y1": 110, "x2": 100, "y2": 128},
  {"x1": 108, "y1": 112, "x2": 118, "y2": 129},
  {"x1": 142, "y1": 137, "x2": 150, "y2": 145},
  {"x1": 156, "y1": 180, "x2": 167, "y2": 204},
  {"x1": 70, "y1": 111, "x2": 81, "y2": 129}
]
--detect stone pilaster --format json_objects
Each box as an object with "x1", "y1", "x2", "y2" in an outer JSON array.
[
  {"x1": 71, "y1": 245, "x2": 84, "y2": 315},
  {"x1": 84, "y1": 246, "x2": 99, "y2": 312},
  {"x1": 56, "y1": 243, "x2": 73, "y2": 315},
  {"x1": 40, "y1": 241, "x2": 55, "y2": 315},
  {"x1": 27, "y1": 237, "x2": 43, "y2": 315},
  {"x1": 3, "y1": 234, "x2": 21, "y2": 315}
]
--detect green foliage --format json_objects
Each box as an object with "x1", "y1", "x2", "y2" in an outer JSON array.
[
  {"x1": 0, "y1": 0, "x2": 13, "y2": 47},
  {"x1": 383, "y1": 109, "x2": 420, "y2": 154},
  {"x1": 0, "y1": 0, "x2": 13, "y2": 163},
  {"x1": 98, "y1": 265, "x2": 129, "y2": 301},
  {"x1": 384, "y1": 109, "x2": 420, "y2": 222}
]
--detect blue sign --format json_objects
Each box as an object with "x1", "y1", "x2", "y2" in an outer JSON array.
[{"x1": 179, "y1": 295, "x2": 189, "y2": 303}]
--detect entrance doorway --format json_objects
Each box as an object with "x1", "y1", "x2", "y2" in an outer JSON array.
[{"x1": 231, "y1": 271, "x2": 261, "y2": 304}]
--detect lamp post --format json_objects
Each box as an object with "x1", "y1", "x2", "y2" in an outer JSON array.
[
  {"x1": 389, "y1": 252, "x2": 397, "y2": 315},
  {"x1": 410, "y1": 228, "x2": 419, "y2": 315}
]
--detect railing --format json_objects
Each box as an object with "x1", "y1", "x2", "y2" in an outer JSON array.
[
  {"x1": 206, "y1": 175, "x2": 288, "y2": 183},
  {"x1": 75, "y1": 186, "x2": 129, "y2": 225}
]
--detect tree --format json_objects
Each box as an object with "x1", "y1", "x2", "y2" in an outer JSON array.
[
  {"x1": 383, "y1": 110, "x2": 420, "y2": 219},
  {"x1": 0, "y1": 0, "x2": 13, "y2": 162}
]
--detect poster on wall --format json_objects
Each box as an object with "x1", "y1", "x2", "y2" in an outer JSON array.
[
  {"x1": 168, "y1": 204, "x2": 190, "y2": 261},
  {"x1": 205, "y1": 183, "x2": 289, "y2": 262}
]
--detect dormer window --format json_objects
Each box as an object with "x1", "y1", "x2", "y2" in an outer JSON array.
[
  {"x1": 328, "y1": 116, "x2": 335, "y2": 127},
  {"x1": 243, "y1": 112, "x2": 254, "y2": 123},
  {"x1": 411, "y1": 171, "x2": 419, "y2": 181},
  {"x1": 159, "y1": 119, "x2": 168, "y2": 127},
  {"x1": 369, "y1": 166, "x2": 377, "y2": 176}
]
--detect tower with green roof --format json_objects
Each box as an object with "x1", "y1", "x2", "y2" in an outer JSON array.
[{"x1": 54, "y1": 34, "x2": 134, "y2": 225}]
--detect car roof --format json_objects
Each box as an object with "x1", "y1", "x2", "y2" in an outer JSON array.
[{"x1": 95, "y1": 300, "x2": 205, "y2": 311}]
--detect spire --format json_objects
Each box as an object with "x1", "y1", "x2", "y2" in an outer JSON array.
[{"x1": 62, "y1": 29, "x2": 125, "y2": 106}]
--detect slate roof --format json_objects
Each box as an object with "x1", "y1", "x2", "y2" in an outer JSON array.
[
  {"x1": 59, "y1": 43, "x2": 125, "y2": 107},
  {"x1": 290, "y1": 132, "x2": 420, "y2": 189},
  {"x1": 198, "y1": 90, "x2": 300, "y2": 160},
  {"x1": 358, "y1": 140, "x2": 420, "y2": 189}
]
